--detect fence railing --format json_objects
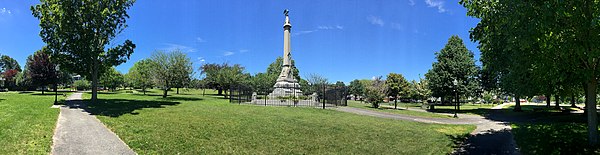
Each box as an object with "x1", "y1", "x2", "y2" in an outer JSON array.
[{"x1": 229, "y1": 84, "x2": 348, "y2": 109}]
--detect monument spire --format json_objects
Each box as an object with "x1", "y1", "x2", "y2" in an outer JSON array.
[{"x1": 270, "y1": 9, "x2": 302, "y2": 97}]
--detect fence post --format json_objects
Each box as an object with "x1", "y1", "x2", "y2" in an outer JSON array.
[
  {"x1": 229, "y1": 86, "x2": 232, "y2": 103},
  {"x1": 322, "y1": 85, "x2": 326, "y2": 109},
  {"x1": 238, "y1": 85, "x2": 241, "y2": 104}
]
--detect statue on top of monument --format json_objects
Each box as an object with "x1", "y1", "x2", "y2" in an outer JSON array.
[{"x1": 283, "y1": 9, "x2": 289, "y2": 16}]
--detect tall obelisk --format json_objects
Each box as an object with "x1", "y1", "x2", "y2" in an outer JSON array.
[{"x1": 270, "y1": 9, "x2": 302, "y2": 97}]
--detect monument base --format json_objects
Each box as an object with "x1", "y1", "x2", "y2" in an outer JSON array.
[{"x1": 269, "y1": 81, "x2": 302, "y2": 97}]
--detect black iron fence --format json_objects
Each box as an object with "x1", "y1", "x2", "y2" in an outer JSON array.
[{"x1": 229, "y1": 84, "x2": 348, "y2": 109}]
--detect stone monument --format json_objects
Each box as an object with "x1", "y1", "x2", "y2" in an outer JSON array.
[{"x1": 269, "y1": 9, "x2": 302, "y2": 97}]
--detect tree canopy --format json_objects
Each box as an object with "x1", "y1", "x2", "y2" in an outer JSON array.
[
  {"x1": 461, "y1": 0, "x2": 600, "y2": 145},
  {"x1": 26, "y1": 48, "x2": 56, "y2": 94},
  {"x1": 31, "y1": 0, "x2": 136, "y2": 103},
  {"x1": 425, "y1": 35, "x2": 480, "y2": 103}
]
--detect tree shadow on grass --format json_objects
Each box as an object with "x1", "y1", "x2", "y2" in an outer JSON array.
[
  {"x1": 157, "y1": 96, "x2": 203, "y2": 101},
  {"x1": 511, "y1": 122, "x2": 600, "y2": 155},
  {"x1": 452, "y1": 128, "x2": 519, "y2": 155},
  {"x1": 77, "y1": 98, "x2": 181, "y2": 117}
]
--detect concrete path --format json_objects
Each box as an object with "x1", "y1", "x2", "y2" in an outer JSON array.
[
  {"x1": 334, "y1": 106, "x2": 520, "y2": 155},
  {"x1": 51, "y1": 92, "x2": 136, "y2": 155}
]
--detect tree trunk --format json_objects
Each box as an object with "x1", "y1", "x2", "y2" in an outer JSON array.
[
  {"x1": 585, "y1": 78, "x2": 598, "y2": 145},
  {"x1": 218, "y1": 87, "x2": 223, "y2": 95},
  {"x1": 143, "y1": 86, "x2": 146, "y2": 95},
  {"x1": 177, "y1": 88, "x2": 179, "y2": 94},
  {"x1": 394, "y1": 95, "x2": 397, "y2": 109},
  {"x1": 514, "y1": 94, "x2": 522, "y2": 112},
  {"x1": 571, "y1": 93, "x2": 577, "y2": 107},
  {"x1": 555, "y1": 95, "x2": 561, "y2": 109},
  {"x1": 42, "y1": 89, "x2": 44, "y2": 95},
  {"x1": 91, "y1": 60, "x2": 99, "y2": 104},
  {"x1": 163, "y1": 82, "x2": 168, "y2": 98},
  {"x1": 546, "y1": 93, "x2": 551, "y2": 108}
]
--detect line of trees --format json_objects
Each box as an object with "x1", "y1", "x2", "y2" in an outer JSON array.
[{"x1": 461, "y1": 0, "x2": 600, "y2": 145}]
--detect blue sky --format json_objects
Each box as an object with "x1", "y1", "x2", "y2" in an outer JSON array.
[{"x1": 0, "y1": 0, "x2": 480, "y2": 83}]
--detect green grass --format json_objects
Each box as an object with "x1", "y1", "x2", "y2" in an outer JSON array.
[
  {"x1": 347, "y1": 100, "x2": 453, "y2": 119},
  {"x1": 512, "y1": 122, "x2": 600, "y2": 154},
  {"x1": 84, "y1": 90, "x2": 475, "y2": 154},
  {"x1": 0, "y1": 91, "x2": 70, "y2": 154}
]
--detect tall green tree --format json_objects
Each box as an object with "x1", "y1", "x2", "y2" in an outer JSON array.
[
  {"x1": 348, "y1": 79, "x2": 365, "y2": 100},
  {"x1": 200, "y1": 63, "x2": 250, "y2": 98},
  {"x1": 386, "y1": 73, "x2": 409, "y2": 109},
  {"x1": 100, "y1": 67, "x2": 123, "y2": 91},
  {"x1": 364, "y1": 76, "x2": 387, "y2": 108},
  {"x1": 425, "y1": 35, "x2": 480, "y2": 109},
  {"x1": 0, "y1": 55, "x2": 22, "y2": 89},
  {"x1": 26, "y1": 48, "x2": 57, "y2": 94},
  {"x1": 128, "y1": 59, "x2": 153, "y2": 94},
  {"x1": 150, "y1": 50, "x2": 193, "y2": 98},
  {"x1": 170, "y1": 51, "x2": 194, "y2": 94},
  {"x1": 31, "y1": 0, "x2": 136, "y2": 103},
  {"x1": 461, "y1": 0, "x2": 600, "y2": 144}
]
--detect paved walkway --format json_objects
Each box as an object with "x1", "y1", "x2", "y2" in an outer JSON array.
[
  {"x1": 334, "y1": 107, "x2": 520, "y2": 155},
  {"x1": 51, "y1": 92, "x2": 136, "y2": 155}
]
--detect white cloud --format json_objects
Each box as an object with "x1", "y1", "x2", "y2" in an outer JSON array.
[
  {"x1": 292, "y1": 30, "x2": 316, "y2": 36},
  {"x1": 0, "y1": 8, "x2": 11, "y2": 15},
  {"x1": 239, "y1": 49, "x2": 249, "y2": 53},
  {"x1": 367, "y1": 16, "x2": 384, "y2": 27},
  {"x1": 425, "y1": 0, "x2": 446, "y2": 13},
  {"x1": 390, "y1": 22, "x2": 404, "y2": 31},
  {"x1": 408, "y1": 0, "x2": 415, "y2": 6},
  {"x1": 196, "y1": 37, "x2": 206, "y2": 43},
  {"x1": 294, "y1": 25, "x2": 344, "y2": 36},
  {"x1": 317, "y1": 25, "x2": 344, "y2": 30},
  {"x1": 197, "y1": 57, "x2": 206, "y2": 63},
  {"x1": 223, "y1": 51, "x2": 234, "y2": 56},
  {"x1": 162, "y1": 43, "x2": 197, "y2": 53}
]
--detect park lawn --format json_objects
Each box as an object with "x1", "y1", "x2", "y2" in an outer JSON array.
[
  {"x1": 347, "y1": 100, "x2": 453, "y2": 119},
  {"x1": 512, "y1": 122, "x2": 600, "y2": 154},
  {"x1": 84, "y1": 90, "x2": 475, "y2": 154},
  {"x1": 0, "y1": 91, "x2": 70, "y2": 154}
]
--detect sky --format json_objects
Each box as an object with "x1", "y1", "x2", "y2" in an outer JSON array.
[{"x1": 0, "y1": 0, "x2": 481, "y2": 84}]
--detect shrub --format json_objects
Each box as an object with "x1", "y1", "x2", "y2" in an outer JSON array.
[{"x1": 73, "y1": 80, "x2": 91, "y2": 90}]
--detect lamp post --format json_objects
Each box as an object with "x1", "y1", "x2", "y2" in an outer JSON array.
[
  {"x1": 453, "y1": 79, "x2": 458, "y2": 118},
  {"x1": 54, "y1": 65, "x2": 60, "y2": 105}
]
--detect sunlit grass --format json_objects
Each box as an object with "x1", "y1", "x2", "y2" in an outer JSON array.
[{"x1": 86, "y1": 90, "x2": 475, "y2": 154}]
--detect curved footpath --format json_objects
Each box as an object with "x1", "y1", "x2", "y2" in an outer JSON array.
[
  {"x1": 51, "y1": 92, "x2": 136, "y2": 155},
  {"x1": 334, "y1": 102, "x2": 520, "y2": 155}
]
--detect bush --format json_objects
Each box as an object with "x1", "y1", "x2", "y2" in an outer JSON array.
[
  {"x1": 371, "y1": 102, "x2": 380, "y2": 108},
  {"x1": 73, "y1": 80, "x2": 90, "y2": 90}
]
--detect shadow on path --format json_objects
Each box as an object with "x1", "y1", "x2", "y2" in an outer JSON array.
[{"x1": 64, "y1": 98, "x2": 183, "y2": 117}]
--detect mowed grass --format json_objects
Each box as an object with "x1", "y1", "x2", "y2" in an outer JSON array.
[
  {"x1": 347, "y1": 100, "x2": 453, "y2": 119},
  {"x1": 0, "y1": 91, "x2": 69, "y2": 154},
  {"x1": 84, "y1": 89, "x2": 475, "y2": 154}
]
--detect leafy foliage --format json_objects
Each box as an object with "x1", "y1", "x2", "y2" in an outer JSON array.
[
  {"x1": 31, "y1": 0, "x2": 136, "y2": 102},
  {"x1": 150, "y1": 50, "x2": 194, "y2": 98},
  {"x1": 364, "y1": 76, "x2": 387, "y2": 108},
  {"x1": 425, "y1": 35, "x2": 480, "y2": 100},
  {"x1": 26, "y1": 48, "x2": 57, "y2": 92}
]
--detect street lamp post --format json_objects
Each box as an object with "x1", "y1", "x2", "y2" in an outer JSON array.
[
  {"x1": 453, "y1": 79, "x2": 458, "y2": 118},
  {"x1": 54, "y1": 65, "x2": 60, "y2": 105}
]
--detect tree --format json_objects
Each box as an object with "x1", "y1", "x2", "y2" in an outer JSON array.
[
  {"x1": 411, "y1": 76, "x2": 432, "y2": 103},
  {"x1": 250, "y1": 73, "x2": 274, "y2": 95},
  {"x1": 100, "y1": 67, "x2": 124, "y2": 91},
  {"x1": 266, "y1": 56, "x2": 300, "y2": 81},
  {"x1": 0, "y1": 55, "x2": 22, "y2": 89},
  {"x1": 128, "y1": 59, "x2": 153, "y2": 94},
  {"x1": 170, "y1": 51, "x2": 194, "y2": 94},
  {"x1": 386, "y1": 73, "x2": 410, "y2": 109},
  {"x1": 348, "y1": 79, "x2": 365, "y2": 100},
  {"x1": 461, "y1": 0, "x2": 600, "y2": 144},
  {"x1": 32, "y1": 0, "x2": 136, "y2": 103},
  {"x1": 26, "y1": 49, "x2": 57, "y2": 94},
  {"x1": 364, "y1": 76, "x2": 387, "y2": 108},
  {"x1": 150, "y1": 50, "x2": 193, "y2": 98},
  {"x1": 200, "y1": 63, "x2": 249, "y2": 98},
  {"x1": 425, "y1": 35, "x2": 480, "y2": 109}
]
